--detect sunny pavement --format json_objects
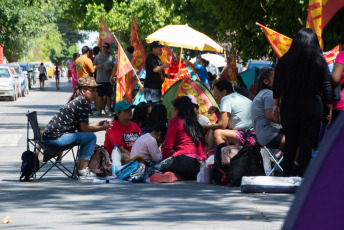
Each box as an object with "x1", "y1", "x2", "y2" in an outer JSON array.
[{"x1": 0, "y1": 76, "x2": 294, "y2": 229}]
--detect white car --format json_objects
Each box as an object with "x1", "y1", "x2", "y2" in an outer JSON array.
[
  {"x1": 7, "y1": 63, "x2": 29, "y2": 97},
  {"x1": 0, "y1": 66, "x2": 19, "y2": 101}
]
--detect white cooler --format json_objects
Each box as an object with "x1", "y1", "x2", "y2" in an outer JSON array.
[{"x1": 241, "y1": 176, "x2": 302, "y2": 193}]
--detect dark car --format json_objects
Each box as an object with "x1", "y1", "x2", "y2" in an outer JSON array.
[{"x1": 18, "y1": 62, "x2": 36, "y2": 89}]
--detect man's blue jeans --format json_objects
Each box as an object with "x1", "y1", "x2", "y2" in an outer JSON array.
[{"x1": 42, "y1": 132, "x2": 96, "y2": 161}]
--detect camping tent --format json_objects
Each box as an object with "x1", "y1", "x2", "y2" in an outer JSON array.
[
  {"x1": 162, "y1": 78, "x2": 219, "y2": 123},
  {"x1": 239, "y1": 68, "x2": 260, "y2": 89},
  {"x1": 282, "y1": 112, "x2": 344, "y2": 229}
]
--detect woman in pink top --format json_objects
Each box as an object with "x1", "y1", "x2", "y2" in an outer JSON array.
[
  {"x1": 160, "y1": 96, "x2": 206, "y2": 180},
  {"x1": 331, "y1": 32, "x2": 344, "y2": 124}
]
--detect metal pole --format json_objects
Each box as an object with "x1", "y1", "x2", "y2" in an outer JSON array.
[{"x1": 177, "y1": 47, "x2": 183, "y2": 80}]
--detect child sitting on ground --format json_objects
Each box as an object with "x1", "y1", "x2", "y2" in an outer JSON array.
[{"x1": 130, "y1": 122, "x2": 167, "y2": 163}]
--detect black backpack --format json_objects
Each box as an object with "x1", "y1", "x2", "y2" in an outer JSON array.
[
  {"x1": 20, "y1": 150, "x2": 39, "y2": 181},
  {"x1": 212, "y1": 142, "x2": 232, "y2": 185},
  {"x1": 212, "y1": 144, "x2": 265, "y2": 186}
]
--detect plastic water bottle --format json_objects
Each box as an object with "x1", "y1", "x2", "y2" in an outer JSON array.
[
  {"x1": 111, "y1": 144, "x2": 122, "y2": 175},
  {"x1": 197, "y1": 162, "x2": 205, "y2": 183}
]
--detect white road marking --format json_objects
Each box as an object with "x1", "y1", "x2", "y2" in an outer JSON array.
[{"x1": 0, "y1": 134, "x2": 22, "y2": 146}]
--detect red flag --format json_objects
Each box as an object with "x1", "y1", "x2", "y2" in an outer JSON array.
[
  {"x1": 97, "y1": 16, "x2": 115, "y2": 48},
  {"x1": 130, "y1": 17, "x2": 146, "y2": 74},
  {"x1": 115, "y1": 36, "x2": 134, "y2": 103},
  {"x1": 324, "y1": 45, "x2": 340, "y2": 64},
  {"x1": 222, "y1": 52, "x2": 238, "y2": 83},
  {"x1": 257, "y1": 23, "x2": 292, "y2": 58},
  {"x1": 159, "y1": 46, "x2": 174, "y2": 75},
  {"x1": 159, "y1": 47, "x2": 173, "y2": 64},
  {"x1": 306, "y1": 0, "x2": 344, "y2": 50}
]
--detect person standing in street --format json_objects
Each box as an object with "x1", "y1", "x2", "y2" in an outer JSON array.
[
  {"x1": 55, "y1": 66, "x2": 60, "y2": 90},
  {"x1": 70, "y1": 53, "x2": 80, "y2": 93},
  {"x1": 185, "y1": 58, "x2": 210, "y2": 89},
  {"x1": 143, "y1": 41, "x2": 169, "y2": 105},
  {"x1": 330, "y1": 32, "x2": 344, "y2": 125},
  {"x1": 66, "y1": 58, "x2": 72, "y2": 82},
  {"x1": 272, "y1": 28, "x2": 332, "y2": 177},
  {"x1": 75, "y1": 46, "x2": 103, "y2": 80},
  {"x1": 93, "y1": 43, "x2": 116, "y2": 116},
  {"x1": 38, "y1": 62, "x2": 47, "y2": 90},
  {"x1": 92, "y1": 46, "x2": 101, "y2": 113},
  {"x1": 125, "y1": 46, "x2": 134, "y2": 62}
]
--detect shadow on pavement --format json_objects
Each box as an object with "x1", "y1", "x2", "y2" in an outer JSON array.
[{"x1": 0, "y1": 161, "x2": 293, "y2": 228}]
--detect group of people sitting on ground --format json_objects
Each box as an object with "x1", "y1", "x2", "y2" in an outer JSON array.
[{"x1": 40, "y1": 28, "x2": 344, "y2": 182}]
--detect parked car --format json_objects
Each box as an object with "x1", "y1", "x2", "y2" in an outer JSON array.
[
  {"x1": 17, "y1": 62, "x2": 36, "y2": 88},
  {"x1": 6, "y1": 63, "x2": 29, "y2": 97},
  {"x1": 0, "y1": 66, "x2": 19, "y2": 101}
]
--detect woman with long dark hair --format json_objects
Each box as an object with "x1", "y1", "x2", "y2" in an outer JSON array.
[
  {"x1": 141, "y1": 104, "x2": 167, "y2": 134},
  {"x1": 251, "y1": 67, "x2": 285, "y2": 148},
  {"x1": 131, "y1": 102, "x2": 152, "y2": 129},
  {"x1": 158, "y1": 96, "x2": 206, "y2": 180},
  {"x1": 272, "y1": 28, "x2": 332, "y2": 177}
]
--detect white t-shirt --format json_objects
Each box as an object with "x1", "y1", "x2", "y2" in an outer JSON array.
[
  {"x1": 220, "y1": 92, "x2": 253, "y2": 130},
  {"x1": 130, "y1": 133, "x2": 162, "y2": 163}
]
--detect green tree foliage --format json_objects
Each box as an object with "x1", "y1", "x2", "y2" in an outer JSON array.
[
  {"x1": 0, "y1": 0, "x2": 84, "y2": 65},
  {"x1": 58, "y1": 0, "x2": 220, "y2": 53},
  {"x1": 0, "y1": 0, "x2": 55, "y2": 62},
  {"x1": 200, "y1": 0, "x2": 344, "y2": 62}
]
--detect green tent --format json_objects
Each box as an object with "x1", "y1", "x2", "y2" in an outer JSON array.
[{"x1": 163, "y1": 78, "x2": 219, "y2": 123}]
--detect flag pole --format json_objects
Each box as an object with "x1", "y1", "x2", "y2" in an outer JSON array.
[{"x1": 177, "y1": 47, "x2": 183, "y2": 80}]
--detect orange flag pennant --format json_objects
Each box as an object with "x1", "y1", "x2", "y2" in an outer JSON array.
[
  {"x1": 130, "y1": 16, "x2": 146, "y2": 75},
  {"x1": 222, "y1": 52, "x2": 238, "y2": 83},
  {"x1": 97, "y1": 16, "x2": 115, "y2": 48},
  {"x1": 306, "y1": 0, "x2": 344, "y2": 50},
  {"x1": 256, "y1": 23, "x2": 292, "y2": 58},
  {"x1": 115, "y1": 36, "x2": 134, "y2": 103}
]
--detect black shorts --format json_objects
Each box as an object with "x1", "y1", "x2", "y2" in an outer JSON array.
[
  {"x1": 266, "y1": 129, "x2": 284, "y2": 149},
  {"x1": 39, "y1": 73, "x2": 45, "y2": 81},
  {"x1": 97, "y1": 82, "x2": 113, "y2": 96}
]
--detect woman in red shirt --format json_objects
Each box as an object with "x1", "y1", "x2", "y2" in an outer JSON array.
[{"x1": 159, "y1": 96, "x2": 206, "y2": 180}]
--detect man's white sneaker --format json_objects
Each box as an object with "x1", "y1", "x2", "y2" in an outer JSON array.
[{"x1": 78, "y1": 167, "x2": 96, "y2": 178}]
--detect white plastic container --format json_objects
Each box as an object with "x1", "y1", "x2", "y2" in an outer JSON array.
[{"x1": 111, "y1": 144, "x2": 122, "y2": 175}]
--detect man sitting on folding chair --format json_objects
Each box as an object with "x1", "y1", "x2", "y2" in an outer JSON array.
[
  {"x1": 42, "y1": 76, "x2": 110, "y2": 178},
  {"x1": 251, "y1": 68, "x2": 285, "y2": 175}
]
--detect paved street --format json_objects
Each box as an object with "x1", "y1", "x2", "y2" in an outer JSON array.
[{"x1": 0, "y1": 76, "x2": 294, "y2": 229}]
